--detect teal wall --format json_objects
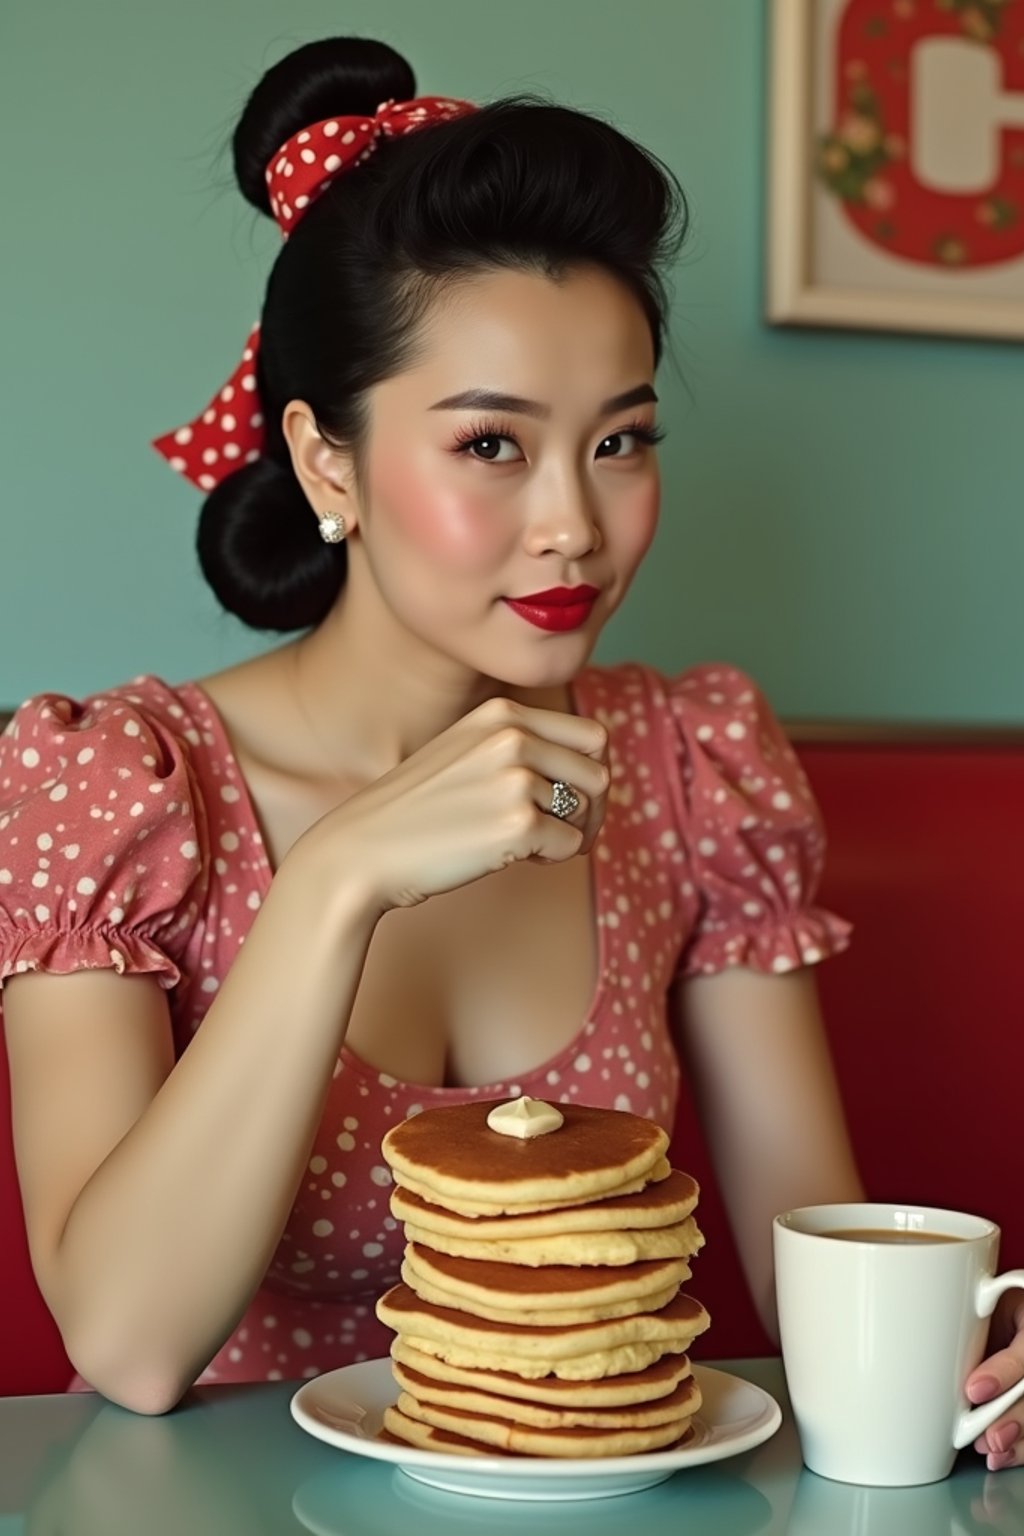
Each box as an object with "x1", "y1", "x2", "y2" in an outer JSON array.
[{"x1": 3, "y1": 0, "x2": 1021, "y2": 720}]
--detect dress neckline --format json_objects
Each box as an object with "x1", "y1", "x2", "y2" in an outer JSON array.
[{"x1": 172, "y1": 670, "x2": 616, "y2": 1098}]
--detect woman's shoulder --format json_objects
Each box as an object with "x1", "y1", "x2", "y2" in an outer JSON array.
[
  {"x1": 578, "y1": 659, "x2": 775, "y2": 729},
  {"x1": 579, "y1": 657, "x2": 808, "y2": 811},
  {"x1": 1, "y1": 674, "x2": 228, "y2": 780},
  {"x1": 0, "y1": 673, "x2": 233, "y2": 860},
  {"x1": 0, "y1": 677, "x2": 217, "y2": 988},
  {"x1": 4, "y1": 672, "x2": 208, "y2": 736},
  {"x1": 580, "y1": 664, "x2": 849, "y2": 976}
]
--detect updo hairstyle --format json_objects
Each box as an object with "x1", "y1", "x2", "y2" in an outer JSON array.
[{"x1": 197, "y1": 37, "x2": 688, "y2": 631}]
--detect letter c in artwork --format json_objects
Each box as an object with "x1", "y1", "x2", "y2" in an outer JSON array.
[{"x1": 819, "y1": 0, "x2": 1024, "y2": 269}]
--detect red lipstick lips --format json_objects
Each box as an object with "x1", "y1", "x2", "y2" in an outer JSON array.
[{"x1": 503, "y1": 585, "x2": 600, "y2": 633}]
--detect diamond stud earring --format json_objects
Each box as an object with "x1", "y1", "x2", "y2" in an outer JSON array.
[{"x1": 318, "y1": 513, "x2": 346, "y2": 544}]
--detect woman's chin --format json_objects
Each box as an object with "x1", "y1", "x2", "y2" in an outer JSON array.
[{"x1": 481, "y1": 635, "x2": 599, "y2": 692}]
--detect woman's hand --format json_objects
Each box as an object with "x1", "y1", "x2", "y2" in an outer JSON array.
[
  {"x1": 299, "y1": 695, "x2": 609, "y2": 915},
  {"x1": 969, "y1": 1289, "x2": 1024, "y2": 1471}
]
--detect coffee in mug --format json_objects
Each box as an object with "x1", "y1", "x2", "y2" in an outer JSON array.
[
  {"x1": 773, "y1": 1202, "x2": 1024, "y2": 1487},
  {"x1": 826, "y1": 1228, "x2": 962, "y2": 1244}
]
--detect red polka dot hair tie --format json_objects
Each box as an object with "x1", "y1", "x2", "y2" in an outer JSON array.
[{"x1": 152, "y1": 96, "x2": 477, "y2": 492}]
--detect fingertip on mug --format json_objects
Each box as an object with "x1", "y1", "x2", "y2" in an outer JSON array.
[
  {"x1": 989, "y1": 1421, "x2": 1019, "y2": 1455},
  {"x1": 967, "y1": 1375, "x2": 1001, "y2": 1404},
  {"x1": 986, "y1": 1449, "x2": 1016, "y2": 1472}
]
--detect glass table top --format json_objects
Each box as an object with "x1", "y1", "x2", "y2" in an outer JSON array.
[{"x1": 0, "y1": 1358, "x2": 1020, "y2": 1535}]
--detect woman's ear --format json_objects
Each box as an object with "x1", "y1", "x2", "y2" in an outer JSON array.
[{"x1": 281, "y1": 400, "x2": 361, "y2": 537}]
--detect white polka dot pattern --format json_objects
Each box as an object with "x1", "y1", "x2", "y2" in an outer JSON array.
[
  {"x1": 150, "y1": 96, "x2": 476, "y2": 494},
  {"x1": 0, "y1": 664, "x2": 849, "y2": 1389},
  {"x1": 264, "y1": 98, "x2": 475, "y2": 239},
  {"x1": 661, "y1": 668, "x2": 852, "y2": 976},
  {"x1": 0, "y1": 688, "x2": 207, "y2": 989}
]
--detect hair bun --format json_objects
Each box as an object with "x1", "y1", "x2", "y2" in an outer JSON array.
[
  {"x1": 234, "y1": 38, "x2": 416, "y2": 215},
  {"x1": 197, "y1": 457, "x2": 345, "y2": 632}
]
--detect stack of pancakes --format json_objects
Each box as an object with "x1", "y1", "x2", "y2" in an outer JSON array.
[{"x1": 375, "y1": 1099, "x2": 710, "y2": 1457}]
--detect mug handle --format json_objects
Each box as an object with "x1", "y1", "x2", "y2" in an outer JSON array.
[{"x1": 953, "y1": 1269, "x2": 1024, "y2": 1450}]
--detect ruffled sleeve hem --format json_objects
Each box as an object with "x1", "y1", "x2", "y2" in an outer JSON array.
[
  {"x1": 656, "y1": 662, "x2": 852, "y2": 982},
  {"x1": 0, "y1": 923, "x2": 181, "y2": 990},
  {"x1": 0, "y1": 685, "x2": 208, "y2": 1001},
  {"x1": 680, "y1": 905, "x2": 852, "y2": 980}
]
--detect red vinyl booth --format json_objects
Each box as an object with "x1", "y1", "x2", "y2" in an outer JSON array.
[
  {"x1": 2, "y1": 725, "x2": 1023, "y2": 1391},
  {"x1": 683, "y1": 726, "x2": 1024, "y2": 1360}
]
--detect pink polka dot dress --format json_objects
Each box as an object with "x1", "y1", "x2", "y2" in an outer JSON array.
[{"x1": 0, "y1": 662, "x2": 849, "y2": 1388}]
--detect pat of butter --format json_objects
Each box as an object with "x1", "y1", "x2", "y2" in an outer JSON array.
[{"x1": 486, "y1": 1096, "x2": 564, "y2": 1139}]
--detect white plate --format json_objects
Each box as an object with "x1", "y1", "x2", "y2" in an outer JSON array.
[{"x1": 289, "y1": 1359, "x2": 781, "y2": 1501}]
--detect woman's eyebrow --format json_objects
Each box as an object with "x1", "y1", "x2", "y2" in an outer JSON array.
[{"x1": 428, "y1": 384, "x2": 658, "y2": 418}]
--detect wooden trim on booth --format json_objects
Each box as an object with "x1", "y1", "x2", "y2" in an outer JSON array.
[
  {"x1": 784, "y1": 719, "x2": 1024, "y2": 748},
  {"x1": 1, "y1": 708, "x2": 1022, "y2": 748}
]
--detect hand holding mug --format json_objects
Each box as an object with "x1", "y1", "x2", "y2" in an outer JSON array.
[
  {"x1": 773, "y1": 1203, "x2": 1024, "y2": 1488},
  {"x1": 966, "y1": 1287, "x2": 1024, "y2": 1472}
]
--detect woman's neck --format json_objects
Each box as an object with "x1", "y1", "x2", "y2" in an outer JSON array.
[{"x1": 281, "y1": 587, "x2": 572, "y2": 786}]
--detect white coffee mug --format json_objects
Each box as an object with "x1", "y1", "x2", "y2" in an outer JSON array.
[{"x1": 773, "y1": 1202, "x2": 1024, "y2": 1487}]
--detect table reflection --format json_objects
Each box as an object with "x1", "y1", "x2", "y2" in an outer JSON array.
[
  {"x1": 783, "y1": 1460, "x2": 1024, "y2": 1536},
  {"x1": 292, "y1": 1457, "x2": 775, "y2": 1536},
  {"x1": 21, "y1": 1387, "x2": 323, "y2": 1536}
]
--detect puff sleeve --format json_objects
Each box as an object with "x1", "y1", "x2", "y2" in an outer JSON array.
[
  {"x1": 665, "y1": 665, "x2": 851, "y2": 979},
  {"x1": 0, "y1": 690, "x2": 206, "y2": 989}
]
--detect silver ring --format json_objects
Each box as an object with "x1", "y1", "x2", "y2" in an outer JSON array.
[{"x1": 550, "y1": 780, "x2": 580, "y2": 820}]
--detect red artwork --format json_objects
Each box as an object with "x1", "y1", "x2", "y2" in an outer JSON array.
[{"x1": 817, "y1": 0, "x2": 1024, "y2": 269}]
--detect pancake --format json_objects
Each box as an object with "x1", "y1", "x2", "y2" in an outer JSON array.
[
  {"x1": 398, "y1": 1270, "x2": 682, "y2": 1327},
  {"x1": 381, "y1": 1407, "x2": 697, "y2": 1458},
  {"x1": 376, "y1": 1284, "x2": 710, "y2": 1378},
  {"x1": 400, "y1": 1213, "x2": 704, "y2": 1268},
  {"x1": 380, "y1": 1407, "x2": 508, "y2": 1456},
  {"x1": 392, "y1": 1360, "x2": 702, "y2": 1429},
  {"x1": 392, "y1": 1392, "x2": 697, "y2": 1457},
  {"x1": 404, "y1": 1333, "x2": 695, "y2": 1380},
  {"x1": 390, "y1": 1168, "x2": 700, "y2": 1241},
  {"x1": 392, "y1": 1157, "x2": 672, "y2": 1218},
  {"x1": 402, "y1": 1245, "x2": 691, "y2": 1314},
  {"x1": 390, "y1": 1339, "x2": 694, "y2": 1407},
  {"x1": 383, "y1": 1100, "x2": 669, "y2": 1213}
]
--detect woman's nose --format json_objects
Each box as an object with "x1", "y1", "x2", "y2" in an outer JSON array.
[{"x1": 523, "y1": 479, "x2": 603, "y2": 559}]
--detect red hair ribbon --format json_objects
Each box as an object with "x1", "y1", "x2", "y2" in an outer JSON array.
[{"x1": 152, "y1": 96, "x2": 477, "y2": 492}]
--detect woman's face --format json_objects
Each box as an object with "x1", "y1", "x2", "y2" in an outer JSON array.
[{"x1": 352, "y1": 264, "x2": 662, "y2": 689}]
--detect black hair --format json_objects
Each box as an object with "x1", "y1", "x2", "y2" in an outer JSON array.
[{"x1": 197, "y1": 37, "x2": 689, "y2": 631}]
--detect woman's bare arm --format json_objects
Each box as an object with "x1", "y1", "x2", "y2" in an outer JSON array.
[
  {"x1": 672, "y1": 966, "x2": 865, "y2": 1339},
  {"x1": 6, "y1": 855, "x2": 377, "y2": 1415},
  {"x1": 4, "y1": 695, "x2": 608, "y2": 1414}
]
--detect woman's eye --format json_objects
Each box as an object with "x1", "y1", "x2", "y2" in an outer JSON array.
[
  {"x1": 597, "y1": 431, "x2": 641, "y2": 458},
  {"x1": 466, "y1": 435, "x2": 523, "y2": 463}
]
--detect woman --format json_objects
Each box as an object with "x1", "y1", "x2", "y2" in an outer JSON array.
[{"x1": 1, "y1": 38, "x2": 1020, "y2": 1461}]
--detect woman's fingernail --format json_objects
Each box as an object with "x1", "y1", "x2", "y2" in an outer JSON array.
[
  {"x1": 989, "y1": 1422, "x2": 1019, "y2": 1454},
  {"x1": 987, "y1": 1450, "x2": 1014, "y2": 1472},
  {"x1": 968, "y1": 1375, "x2": 1001, "y2": 1403}
]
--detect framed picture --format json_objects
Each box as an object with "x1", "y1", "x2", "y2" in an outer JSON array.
[{"x1": 766, "y1": 0, "x2": 1024, "y2": 340}]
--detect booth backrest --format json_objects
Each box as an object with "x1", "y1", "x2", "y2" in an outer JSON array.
[
  {"x1": 2, "y1": 721, "x2": 1023, "y2": 1389},
  {"x1": 1, "y1": 702, "x2": 72, "y2": 1393}
]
